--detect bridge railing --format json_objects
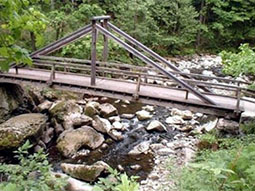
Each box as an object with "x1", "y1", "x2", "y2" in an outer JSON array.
[{"x1": 13, "y1": 53, "x2": 253, "y2": 112}]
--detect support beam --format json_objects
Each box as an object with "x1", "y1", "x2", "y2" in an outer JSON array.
[
  {"x1": 95, "y1": 23, "x2": 217, "y2": 105},
  {"x1": 30, "y1": 24, "x2": 92, "y2": 57},
  {"x1": 91, "y1": 21, "x2": 97, "y2": 86},
  {"x1": 108, "y1": 22, "x2": 211, "y2": 93}
]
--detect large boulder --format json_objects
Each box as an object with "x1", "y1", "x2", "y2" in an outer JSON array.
[
  {"x1": 57, "y1": 126, "x2": 104, "y2": 157},
  {"x1": 0, "y1": 83, "x2": 24, "y2": 123},
  {"x1": 217, "y1": 118, "x2": 239, "y2": 134},
  {"x1": 61, "y1": 161, "x2": 109, "y2": 182},
  {"x1": 49, "y1": 100, "x2": 83, "y2": 129},
  {"x1": 0, "y1": 113, "x2": 47, "y2": 149},
  {"x1": 98, "y1": 103, "x2": 118, "y2": 118},
  {"x1": 49, "y1": 100, "x2": 82, "y2": 121}
]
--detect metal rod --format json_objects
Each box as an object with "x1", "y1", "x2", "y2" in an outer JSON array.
[
  {"x1": 91, "y1": 21, "x2": 97, "y2": 86},
  {"x1": 96, "y1": 23, "x2": 217, "y2": 105}
]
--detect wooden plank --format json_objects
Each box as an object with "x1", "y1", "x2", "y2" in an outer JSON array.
[{"x1": 91, "y1": 21, "x2": 97, "y2": 86}]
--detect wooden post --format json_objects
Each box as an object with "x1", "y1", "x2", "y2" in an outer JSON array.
[
  {"x1": 185, "y1": 90, "x2": 189, "y2": 100},
  {"x1": 236, "y1": 88, "x2": 241, "y2": 112},
  {"x1": 134, "y1": 75, "x2": 141, "y2": 100},
  {"x1": 102, "y1": 19, "x2": 109, "y2": 62},
  {"x1": 91, "y1": 20, "x2": 97, "y2": 86},
  {"x1": 52, "y1": 64, "x2": 56, "y2": 80},
  {"x1": 15, "y1": 66, "x2": 18, "y2": 74}
]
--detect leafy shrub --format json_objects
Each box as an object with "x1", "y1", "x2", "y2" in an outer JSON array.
[
  {"x1": 168, "y1": 136, "x2": 255, "y2": 191},
  {"x1": 0, "y1": 141, "x2": 67, "y2": 191},
  {"x1": 220, "y1": 44, "x2": 255, "y2": 77},
  {"x1": 93, "y1": 167, "x2": 139, "y2": 191}
]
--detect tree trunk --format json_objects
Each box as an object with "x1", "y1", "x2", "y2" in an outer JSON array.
[
  {"x1": 30, "y1": 32, "x2": 36, "y2": 51},
  {"x1": 51, "y1": 0, "x2": 55, "y2": 10},
  {"x1": 196, "y1": 0, "x2": 205, "y2": 48}
]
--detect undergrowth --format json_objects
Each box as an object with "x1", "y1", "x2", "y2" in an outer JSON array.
[
  {"x1": 0, "y1": 141, "x2": 67, "y2": 191},
  {"x1": 167, "y1": 126, "x2": 255, "y2": 191}
]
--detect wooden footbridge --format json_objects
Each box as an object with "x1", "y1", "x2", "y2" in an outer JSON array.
[{"x1": 1, "y1": 16, "x2": 255, "y2": 118}]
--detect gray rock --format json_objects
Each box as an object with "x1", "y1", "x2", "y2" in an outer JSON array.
[
  {"x1": 136, "y1": 110, "x2": 152, "y2": 121},
  {"x1": 69, "y1": 114, "x2": 92, "y2": 128},
  {"x1": 157, "y1": 148, "x2": 175, "y2": 156},
  {"x1": 108, "y1": 129, "x2": 124, "y2": 141},
  {"x1": 0, "y1": 113, "x2": 47, "y2": 149},
  {"x1": 130, "y1": 164, "x2": 142, "y2": 170},
  {"x1": 217, "y1": 118, "x2": 239, "y2": 134},
  {"x1": 51, "y1": 172, "x2": 94, "y2": 191},
  {"x1": 38, "y1": 100, "x2": 53, "y2": 112},
  {"x1": 171, "y1": 108, "x2": 193, "y2": 120},
  {"x1": 146, "y1": 120, "x2": 167, "y2": 132},
  {"x1": 108, "y1": 116, "x2": 121, "y2": 123},
  {"x1": 121, "y1": 114, "x2": 135, "y2": 119},
  {"x1": 165, "y1": 116, "x2": 184, "y2": 125},
  {"x1": 42, "y1": 127, "x2": 54, "y2": 144},
  {"x1": 57, "y1": 126, "x2": 104, "y2": 157},
  {"x1": 84, "y1": 102, "x2": 100, "y2": 117},
  {"x1": 240, "y1": 111, "x2": 255, "y2": 125},
  {"x1": 49, "y1": 100, "x2": 82, "y2": 123},
  {"x1": 92, "y1": 115, "x2": 112, "y2": 133},
  {"x1": 0, "y1": 83, "x2": 24, "y2": 123},
  {"x1": 112, "y1": 121, "x2": 124, "y2": 130},
  {"x1": 150, "y1": 143, "x2": 166, "y2": 153},
  {"x1": 98, "y1": 103, "x2": 118, "y2": 118},
  {"x1": 142, "y1": 105, "x2": 154, "y2": 112},
  {"x1": 128, "y1": 141, "x2": 150, "y2": 155},
  {"x1": 61, "y1": 161, "x2": 109, "y2": 182}
]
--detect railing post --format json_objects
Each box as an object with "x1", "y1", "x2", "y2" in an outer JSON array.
[
  {"x1": 15, "y1": 66, "x2": 18, "y2": 74},
  {"x1": 102, "y1": 19, "x2": 109, "y2": 63},
  {"x1": 52, "y1": 63, "x2": 56, "y2": 80},
  {"x1": 185, "y1": 90, "x2": 189, "y2": 100},
  {"x1": 236, "y1": 88, "x2": 241, "y2": 113},
  {"x1": 91, "y1": 20, "x2": 97, "y2": 86},
  {"x1": 134, "y1": 75, "x2": 141, "y2": 100}
]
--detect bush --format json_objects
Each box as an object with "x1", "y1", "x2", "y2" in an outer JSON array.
[
  {"x1": 220, "y1": 44, "x2": 255, "y2": 77},
  {"x1": 168, "y1": 135, "x2": 255, "y2": 191},
  {"x1": 93, "y1": 167, "x2": 139, "y2": 191},
  {"x1": 0, "y1": 141, "x2": 67, "y2": 191}
]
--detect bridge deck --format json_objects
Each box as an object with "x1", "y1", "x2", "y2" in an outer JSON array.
[{"x1": 1, "y1": 68, "x2": 254, "y2": 113}]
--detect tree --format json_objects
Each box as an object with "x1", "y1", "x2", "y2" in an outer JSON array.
[
  {"x1": 0, "y1": 0, "x2": 48, "y2": 71},
  {"x1": 149, "y1": 0, "x2": 199, "y2": 54}
]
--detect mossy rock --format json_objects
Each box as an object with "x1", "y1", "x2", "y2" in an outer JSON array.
[
  {"x1": 41, "y1": 88, "x2": 79, "y2": 101},
  {"x1": 61, "y1": 161, "x2": 109, "y2": 182},
  {"x1": 0, "y1": 113, "x2": 47, "y2": 149}
]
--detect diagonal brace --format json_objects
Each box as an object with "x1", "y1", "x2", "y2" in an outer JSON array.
[{"x1": 96, "y1": 23, "x2": 216, "y2": 105}]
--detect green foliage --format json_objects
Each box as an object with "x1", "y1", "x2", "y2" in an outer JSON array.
[
  {"x1": 168, "y1": 134, "x2": 255, "y2": 191},
  {"x1": 93, "y1": 167, "x2": 139, "y2": 191},
  {"x1": 220, "y1": 44, "x2": 255, "y2": 77},
  {"x1": 240, "y1": 122, "x2": 255, "y2": 135},
  {"x1": 0, "y1": 0, "x2": 48, "y2": 71},
  {"x1": 0, "y1": 140, "x2": 67, "y2": 191}
]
